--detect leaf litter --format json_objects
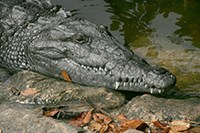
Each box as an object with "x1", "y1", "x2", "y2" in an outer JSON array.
[
  {"x1": 10, "y1": 87, "x2": 199, "y2": 133},
  {"x1": 41, "y1": 98, "x2": 200, "y2": 133}
]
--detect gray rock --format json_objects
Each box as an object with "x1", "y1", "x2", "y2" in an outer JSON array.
[
  {"x1": 1, "y1": 70, "x2": 200, "y2": 132},
  {"x1": 116, "y1": 94, "x2": 200, "y2": 122},
  {"x1": 0, "y1": 68, "x2": 11, "y2": 82},
  {"x1": 0, "y1": 70, "x2": 126, "y2": 133},
  {"x1": 0, "y1": 103, "x2": 78, "y2": 133},
  {"x1": 1, "y1": 70, "x2": 125, "y2": 110}
]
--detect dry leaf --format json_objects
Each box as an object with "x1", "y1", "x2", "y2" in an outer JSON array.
[
  {"x1": 108, "y1": 123, "x2": 119, "y2": 133},
  {"x1": 69, "y1": 112, "x2": 86, "y2": 127},
  {"x1": 152, "y1": 120, "x2": 171, "y2": 133},
  {"x1": 82, "y1": 109, "x2": 93, "y2": 125},
  {"x1": 163, "y1": 127, "x2": 171, "y2": 133},
  {"x1": 20, "y1": 88, "x2": 40, "y2": 96},
  {"x1": 116, "y1": 114, "x2": 128, "y2": 122},
  {"x1": 93, "y1": 113, "x2": 112, "y2": 124},
  {"x1": 43, "y1": 109, "x2": 60, "y2": 117},
  {"x1": 100, "y1": 124, "x2": 108, "y2": 133},
  {"x1": 120, "y1": 119, "x2": 147, "y2": 132},
  {"x1": 69, "y1": 110, "x2": 93, "y2": 127},
  {"x1": 67, "y1": 99, "x2": 151, "y2": 133},
  {"x1": 61, "y1": 70, "x2": 72, "y2": 82},
  {"x1": 170, "y1": 120, "x2": 190, "y2": 132},
  {"x1": 103, "y1": 116, "x2": 112, "y2": 124},
  {"x1": 152, "y1": 120, "x2": 167, "y2": 129},
  {"x1": 88, "y1": 120, "x2": 102, "y2": 132},
  {"x1": 92, "y1": 113, "x2": 103, "y2": 124}
]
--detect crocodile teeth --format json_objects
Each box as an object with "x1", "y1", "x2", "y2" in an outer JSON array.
[
  {"x1": 150, "y1": 88, "x2": 154, "y2": 94},
  {"x1": 93, "y1": 68, "x2": 98, "y2": 71},
  {"x1": 158, "y1": 89, "x2": 162, "y2": 93},
  {"x1": 109, "y1": 71, "x2": 112, "y2": 75},
  {"x1": 115, "y1": 82, "x2": 120, "y2": 89},
  {"x1": 123, "y1": 82, "x2": 127, "y2": 87},
  {"x1": 87, "y1": 66, "x2": 92, "y2": 70},
  {"x1": 81, "y1": 65, "x2": 86, "y2": 69},
  {"x1": 104, "y1": 67, "x2": 107, "y2": 72},
  {"x1": 99, "y1": 67, "x2": 103, "y2": 71}
]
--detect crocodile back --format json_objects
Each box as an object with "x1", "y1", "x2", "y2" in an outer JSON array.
[
  {"x1": 0, "y1": 0, "x2": 52, "y2": 44},
  {"x1": 0, "y1": 0, "x2": 52, "y2": 72}
]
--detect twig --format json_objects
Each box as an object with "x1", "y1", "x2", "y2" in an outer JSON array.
[
  {"x1": 84, "y1": 97, "x2": 120, "y2": 123},
  {"x1": 187, "y1": 120, "x2": 200, "y2": 125}
]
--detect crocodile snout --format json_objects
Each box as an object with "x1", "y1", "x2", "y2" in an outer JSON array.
[{"x1": 151, "y1": 66, "x2": 168, "y2": 74}]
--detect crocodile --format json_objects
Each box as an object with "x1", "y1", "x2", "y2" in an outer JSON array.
[{"x1": 0, "y1": 0, "x2": 176, "y2": 94}]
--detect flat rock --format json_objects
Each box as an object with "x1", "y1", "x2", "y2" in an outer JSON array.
[
  {"x1": 0, "y1": 68, "x2": 11, "y2": 82},
  {"x1": 0, "y1": 70, "x2": 125, "y2": 133},
  {"x1": 0, "y1": 102, "x2": 79, "y2": 133},
  {"x1": 116, "y1": 94, "x2": 200, "y2": 122},
  {"x1": 1, "y1": 70, "x2": 200, "y2": 132},
  {"x1": 0, "y1": 70, "x2": 125, "y2": 110}
]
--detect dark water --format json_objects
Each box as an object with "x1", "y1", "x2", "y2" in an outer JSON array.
[{"x1": 51, "y1": 0, "x2": 200, "y2": 98}]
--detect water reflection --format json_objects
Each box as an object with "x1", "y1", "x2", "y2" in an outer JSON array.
[
  {"x1": 104, "y1": 0, "x2": 200, "y2": 49},
  {"x1": 105, "y1": 0, "x2": 156, "y2": 45},
  {"x1": 51, "y1": 0, "x2": 200, "y2": 49}
]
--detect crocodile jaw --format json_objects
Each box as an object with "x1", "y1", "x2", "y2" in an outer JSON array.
[
  {"x1": 28, "y1": 51, "x2": 176, "y2": 94},
  {"x1": 26, "y1": 19, "x2": 176, "y2": 94},
  {"x1": 36, "y1": 56, "x2": 176, "y2": 94}
]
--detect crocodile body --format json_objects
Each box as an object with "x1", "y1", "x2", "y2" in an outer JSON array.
[{"x1": 0, "y1": 0, "x2": 176, "y2": 94}]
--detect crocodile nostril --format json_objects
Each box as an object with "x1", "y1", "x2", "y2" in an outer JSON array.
[
  {"x1": 152, "y1": 66, "x2": 168, "y2": 74},
  {"x1": 73, "y1": 33, "x2": 88, "y2": 44}
]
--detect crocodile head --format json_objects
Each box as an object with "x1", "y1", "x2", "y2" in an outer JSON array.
[{"x1": 26, "y1": 17, "x2": 176, "y2": 94}]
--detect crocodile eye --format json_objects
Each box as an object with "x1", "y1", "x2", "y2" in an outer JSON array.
[
  {"x1": 99, "y1": 25, "x2": 112, "y2": 36},
  {"x1": 99, "y1": 25, "x2": 107, "y2": 33},
  {"x1": 73, "y1": 33, "x2": 88, "y2": 44}
]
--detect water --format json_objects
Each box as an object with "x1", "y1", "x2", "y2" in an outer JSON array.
[{"x1": 51, "y1": 0, "x2": 200, "y2": 98}]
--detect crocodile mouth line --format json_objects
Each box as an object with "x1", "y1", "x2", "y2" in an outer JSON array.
[
  {"x1": 78, "y1": 63, "x2": 166, "y2": 94},
  {"x1": 114, "y1": 81, "x2": 163, "y2": 94}
]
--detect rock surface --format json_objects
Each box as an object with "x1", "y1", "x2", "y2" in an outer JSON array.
[
  {"x1": 0, "y1": 70, "x2": 125, "y2": 110},
  {"x1": 0, "y1": 69, "x2": 200, "y2": 133},
  {"x1": 0, "y1": 103, "x2": 79, "y2": 133},
  {"x1": 0, "y1": 68, "x2": 11, "y2": 82},
  {"x1": 0, "y1": 70, "x2": 126, "y2": 133},
  {"x1": 116, "y1": 94, "x2": 200, "y2": 122}
]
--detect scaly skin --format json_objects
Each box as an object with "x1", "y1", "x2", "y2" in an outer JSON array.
[{"x1": 0, "y1": 0, "x2": 176, "y2": 94}]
